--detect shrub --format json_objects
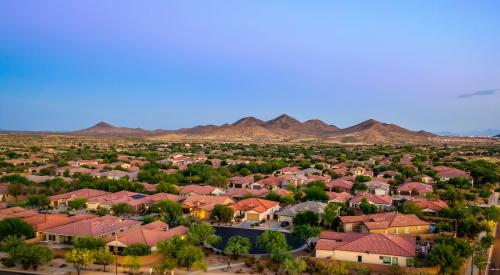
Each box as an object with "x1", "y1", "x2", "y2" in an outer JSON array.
[{"x1": 123, "y1": 243, "x2": 151, "y2": 256}]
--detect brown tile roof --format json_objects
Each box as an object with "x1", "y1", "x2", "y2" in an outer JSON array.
[
  {"x1": 349, "y1": 193, "x2": 393, "y2": 205},
  {"x1": 397, "y1": 182, "x2": 433, "y2": 194},
  {"x1": 50, "y1": 188, "x2": 110, "y2": 202},
  {"x1": 179, "y1": 185, "x2": 223, "y2": 195},
  {"x1": 406, "y1": 199, "x2": 448, "y2": 212},
  {"x1": 106, "y1": 222, "x2": 188, "y2": 247},
  {"x1": 230, "y1": 198, "x2": 279, "y2": 214},
  {"x1": 0, "y1": 207, "x2": 38, "y2": 221},
  {"x1": 326, "y1": 179, "x2": 354, "y2": 190},
  {"x1": 43, "y1": 216, "x2": 141, "y2": 237},
  {"x1": 316, "y1": 231, "x2": 416, "y2": 257},
  {"x1": 326, "y1": 191, "x2": 352, "y2": 203},
  {"x1": 340, "y1": 211, "x2": 429, "y2": 229},
  {"x1": 182, "y1": 195, "x2": 234, "y2": 212}
]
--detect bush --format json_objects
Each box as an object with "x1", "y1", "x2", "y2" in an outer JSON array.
[
  {"x1": 2, "y1": 257, "x2": 16, "y2": 267},
  {"x1": 255, "y1": 261, "x2": 264, "y2": 272},
  {"x1": 123, "y1": 243, "x2": 151, "y2": 256},
  {"x1": 244, "y1": 256, "x2": 255, "y2": 267}
]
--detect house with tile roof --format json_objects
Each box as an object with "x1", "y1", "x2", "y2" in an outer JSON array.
[
  {"x1": 49, "y1": 188, "x2": 110, "y2": 208},
  {"x1": 86, "y1": 191, "x2": 151, "y2": 212},
  {"x1": 405, "y1": 199, "x2": 448, "y2": 214},
  {"x1": 41, "y1": 216, "x2": 142, "y2": 244},
  {"x1": 434, "y1": 166, "x2": 473, "y2": 182},
  {"x1": 349, "y1": 192, "x2": 393, "y2": 210},
  {"x1": 179, "y1": 185, "x2": 225, "y2": 196},
  {"x1": 0, "y1": 206, "x2": 38, "y2": 221},
  {"x1": 105, "y1": 221, "x2": 188, "y2": 254},
  {"x1": 229, "y1": 176, "x2": 254, "y2": 188},
  {"x1": 276, "y1": 201, "x2": 327, "y2": 225},
  {"x1": 182, "y1": 195, "x2": 234, "y2": 220},
  {"x1": 230, "y1": 198, "x2": 280, "y2": 222},
  {"x1": 362, "y1": 180, "x2": 391, "y2": 196},
  {"x1": 326, "y1": 179, "x2": 353, "y2": 192},
  {"x1": 315, "y1": 231, "x2": 416, "y2": 267},
  {"x1": 24, "y1": 213, "x2": 96, "y2": 238},
  {"x1": 326, "y1": 191, "x2": 352, "y2": 204},
  {"x1": 396, "y1": 182, "x2": 433, "y2": 199},
  {"x1": 339, "y1": 212, "x2": 430, "y2": 235}
]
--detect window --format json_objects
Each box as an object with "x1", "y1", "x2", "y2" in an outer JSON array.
[
  {"x1": 382, "y1": 256, "x2": 391, "y2": 264},
  {"x1": 404, "y1": 227, "x2": 410, "y2": 234},
  {"x1": 392, "y1": 257, "x2": 398, "y2": 265},
  {"x1": 48, "y1": 235, "x2": 55, "y2": 241},
  {"x1": 357, "y1": 256, "x2": 362, "y2": 262}
]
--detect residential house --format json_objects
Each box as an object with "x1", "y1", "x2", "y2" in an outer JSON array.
[
  {"x1": 41, "y1": 216, "x2": 141, "y2": 244},
  {"x1": 363, "y1": 180, "x2": 390, "y2": 196},
  {"x1": 179, "y1": 185, "x2": 225, "y2": 196},
  {"x1": 276, "y1": 201, "x2": 327, "y2": 225},
  {"x1": 229, "y1": 176, "x2": 254, "y2": 188},
  {"x1": 434, "y1": 166, "x2": 473, "y2": 182},
  {"x1": 405, "y1": 199, "x2": 448, "y2": 214},
  {"x1": 49, "y1": 188, "x2": 110, "y2": 208},
  {"x1": 106, "y1": 221, "x2": 188, "y2": 254},
  {"x1": 86, "y1": 191, "x2": 150, "y2": 212},
  {"x1": 230, "y1": 198, "x2": 280, "y2": 222},
  {"x1": 0, "y1": 206, "x2": 38, "y2": 221},
  {"x1": 349, "y1": 192, "x2": 393, "y2": 210},
  {"x1": 339, "y1": 212, "x2": 430, "y2": 234},
  {"x1": 24, "y1": 213, "x2": 96, "y2": 238},
  {"x1": 315, "y1": 231, "x2": 416, "y2": 267},
  {"x1": 326, "y1": 191, "x2": 352, "y2": 204},
  {"x1": 274, "y1": 166, "x2": 301, "y2": 176},
  {"x1": 326, "y1": 179, "x2": 353, "y2": 192},
  {"x1": 182, "y1": 195, "x2": 234, "y2": 220},
  {"x1": 396, "y1": 182, "x2": 433, "y2": 199}
]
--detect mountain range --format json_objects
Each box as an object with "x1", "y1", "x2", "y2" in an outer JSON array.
[
  {"x1": 435, "y1": 129, "x2": 500, "y2": 137},
  {"x1": 76, "y1": 114, "x2": 436, "y2": 144}
]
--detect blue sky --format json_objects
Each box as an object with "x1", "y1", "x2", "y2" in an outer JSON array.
[{"x1": 0, "y1": 1, "x2": 499, "y2": 132}]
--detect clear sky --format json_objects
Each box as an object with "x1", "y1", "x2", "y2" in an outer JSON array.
[{"x1": 1, "y1": 1, "x2": 499, "y2": 132}]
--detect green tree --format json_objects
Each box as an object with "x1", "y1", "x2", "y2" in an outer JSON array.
[
  {"x1": 359, "y1": 198, "x2": 378, "y2": 214},
  {"x1": 188, "y1": 223, "x2": 221, "y2": 246},
  {"x1": 152, "y1": 199, "x2": 184, "y2": 227},
  {"x1": 321, "y1": 203, "x2": 339, "y2": 229},
  {"x1": 123, "y1": 243, "x2": 151, "y2": 256},
  {"x1": 223, "y1": 235, "x2": 251, "y2": 259},
  {"x1": 281, "y1": 258, "x2": 307, "y2": 275},
  {"x1": 156, "y1": 182, "x2": 180, "y2": 194},
  {"x1": 429, "y1": 237, "x2": 472, "y2": 275},
  {"x1": 302, "y1": 186, "x2": 328, "y2": 202},
  {"x1": 68, "y1": 198, "x2": 87, "y2": 210},
  {"x1": 157, "y1": 235, "x2": 188, "y2": 259},
  {"x1": 111, "y1": 203, "x2": 134, "y2": 215},
  {"x1": 0, "y1": 218, "x2": 35, "y2": 240},
  {"x1": 122, "y1": 255, "x2": 141, "y2": 275},
  {"x1": 399, "y1": 203, "x2": 424, "y2": 218},
  {"x1": 9, "y1": 244, "x2": 53, "y2": 270},
  {"x1": 485, "y1": 206, "x2": 500, "y2": 221},
  {"x1": 293, "y1": 211, "x2": 320, "y2": 226},
  {"x1": 269, "y1": 245, "x2": 292, "y2": 263},
  {"x1": 292, "y1": 224, "x2": 321, "y2": 242},
  {"x1": 26, "y1": 195, "x2": 50, "y2": 209},
  {"x1": 256, "y1": 230, "x2": 288, "y2": 251},
  {"x1": 177, "y1": 244, "x2": 206, "y2": 270},
  {"x1": 210, "y1": 204, "x2": 234, "y2": 224},
  {"x1": 94, "y1": 248, "x2": 114, "y2": 272},
  {"x1": 64, "y1": 248, "x2": 95, "y2": 275}
]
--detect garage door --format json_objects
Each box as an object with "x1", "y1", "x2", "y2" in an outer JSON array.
[{"x1": 247, "y1": 213, "x2": 260, "y2": 221}]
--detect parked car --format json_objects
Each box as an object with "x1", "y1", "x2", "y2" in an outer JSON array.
[{"x1": 280, "y1": 221, "x2": 290, "y2": 227}]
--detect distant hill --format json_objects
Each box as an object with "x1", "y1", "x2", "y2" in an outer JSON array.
[
  {"x1": 52, "y1": 114, "x2": 437, "y2": 143},
  {"x1": 152, "y1": 114, "x2": 434, "y2": 144},
  {"x1": 495, "y1": 134, "x2": 500, "y2": 138},
  {"x1": 435, "y1": 129, "x2": 500, "y2": 137},
  {"x1": 77, "y1": 122, "x2": 151, "y2": 135}
]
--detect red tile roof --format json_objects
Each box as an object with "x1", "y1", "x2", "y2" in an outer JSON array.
[
  {"x1": 43, "y1": 216, "x2": 141, "y2": 237},
  {"x1": 230, "y1": 198, "x2": 279, "y2": 213},
  {"x1": 316, "y1": 231, "x2": 416, "y2": 257},
  {"x1": 340, "y1": 211, "x2": 429, "y2": 229}
]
